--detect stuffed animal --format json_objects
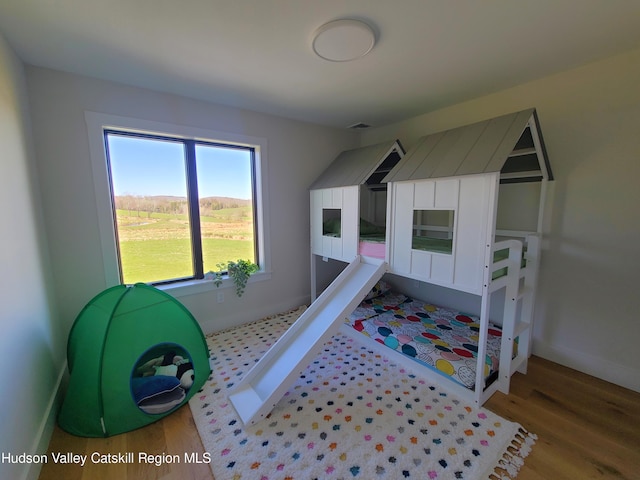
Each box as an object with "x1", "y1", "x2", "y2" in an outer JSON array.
[
  {"x1": 175, "y1": 359, "x2": 195, "y2": 389},
  {"x1": 152, "y1": 356, "x2": 194, "y2": 389},
  {"x1": 136, "y1": 351, "x2": 181, "y2": 377}
]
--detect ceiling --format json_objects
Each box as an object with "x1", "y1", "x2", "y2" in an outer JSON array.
[{"x1": 1, "y1": 1, "x2": 639, "y2": 129}]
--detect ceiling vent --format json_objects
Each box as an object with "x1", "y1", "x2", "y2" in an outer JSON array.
[{"x1": 348, "y1": 122, "x2": 371, "y2": 129}]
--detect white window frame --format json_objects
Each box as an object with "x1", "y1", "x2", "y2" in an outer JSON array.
[{"x1": 86, "y1": 111, "x2": 271, "y2": 297}]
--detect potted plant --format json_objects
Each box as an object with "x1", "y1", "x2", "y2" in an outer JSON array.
[{"x1": 210, "y1": 259, "x2": 259, "y2": 297}]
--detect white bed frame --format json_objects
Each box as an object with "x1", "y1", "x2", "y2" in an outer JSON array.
[
  {"x1": 310, "y1": 109, "x2": 551, "y2": 406},
  {"x1": 312, "y1": 191, "x2": 542, "y2": 405},
  {"x1": 227, "y1": 111, "x2": 551, "y2": 424},
  {"x1": 326, "y1": 231, "x2": 540, "y2": 406}
]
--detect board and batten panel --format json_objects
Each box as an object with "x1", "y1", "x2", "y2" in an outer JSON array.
[
  {"x1": 340, "y1": 186, "x2": 359, "y2": 261},
  {"x1": 389, "y1": 182, "x2": 415, "y2": 274},
  {"x1": 452, "y1": 174, "x2": 498, "y2": 294},
  {"x1": 310, "y1": 189, "x2": 324, "y2": 256},
  {"x1": 390, "y1": 179, "x2": 458, "y2": 283},
  {"x1": 389, "y1": 174, "x2": 497, "y2": 294},
  {"x1": 310, "y1": 186, "x2": 359, "y2": 262},
  {"x1": 324, "y1": 188, "x2": 342, "y2": 259},
  {"x1": 430, "y1": 179, "x2": 459, "y2": 284}
]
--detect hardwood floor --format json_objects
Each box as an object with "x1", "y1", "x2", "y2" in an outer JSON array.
[
  {"x1": 39, "y1": 405, "x2": 214, "y2": 480},
  {"x1": 485, "y1": 356, "x2": 640, "y2": 480},
  {"x1": 39, "y1": 356, "x2": 640, "y2": 480}
]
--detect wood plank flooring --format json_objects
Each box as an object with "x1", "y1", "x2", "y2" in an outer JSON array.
[
  {"x1": 486, "y1": 356, "x2": 640, "y2": 480},
  {"x1": 39, "y1": 356, "x2": 640, "y2": 480},
  {"x1": 39, "y1": 404, "x2": 213, "y2": 480}
]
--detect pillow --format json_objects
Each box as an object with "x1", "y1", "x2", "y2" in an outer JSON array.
[
  {"x1": 364, "y1": 280, "x2": 391, "y2": 300},
  {"x1": 137, "y1": 386, "x2": 185, "y2": 415},
  {"x1": 131, "y1": 375, "x2": 181, "y2": 405}
]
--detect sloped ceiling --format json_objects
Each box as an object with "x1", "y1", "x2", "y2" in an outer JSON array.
[{"x1": 0, "y1": 1, "x2": 639, "y2": 128}]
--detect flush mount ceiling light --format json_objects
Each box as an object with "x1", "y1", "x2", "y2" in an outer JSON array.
[{"x1": 312, "y1": 19, "x2": 376, "y2": 62}]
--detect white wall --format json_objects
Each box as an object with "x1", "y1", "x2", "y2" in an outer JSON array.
[
  {"x1": 361, "y1": 48, "x2": 640, "y2": 392},
  {"x1": 0, "y1": 35, "x2": 62, "y2": 480},
  {"x1": 25, "y1": 67, "x2": 358, "y2": 334}
]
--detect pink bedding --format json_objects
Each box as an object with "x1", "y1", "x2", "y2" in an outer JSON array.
[{"x1": 358, "y1": 240, "x2": 385, "y2": 259}]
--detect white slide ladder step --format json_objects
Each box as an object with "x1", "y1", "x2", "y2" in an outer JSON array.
[{"x1": 228, "y1": 256, "x2": 387, "y2": 425}]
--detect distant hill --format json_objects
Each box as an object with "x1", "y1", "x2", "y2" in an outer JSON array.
[
  {"x1": 114, "y1": 194, "x2": 251, "y2": 215},
  {"x1": 201, "y1": 196, "x2": 252, "y2": 206}
]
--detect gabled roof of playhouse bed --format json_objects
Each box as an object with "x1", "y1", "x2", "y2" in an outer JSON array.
[
  {"x1": 383, "y1": 108, "x2": 553, "y2": 184},
  {"x1": 310, "y1": 139, "x2": 404, "y2": 190}
]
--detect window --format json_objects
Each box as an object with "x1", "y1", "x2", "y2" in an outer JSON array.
[
  {"x1": 322, "y1": 208, "x2": 341, "y2": 237},
  {"x1": 104, "y1": 130, "x2": 258, "y2": 285},
  {"x1": 411, "y1": 209, "x2": 455, "y2": 254}
]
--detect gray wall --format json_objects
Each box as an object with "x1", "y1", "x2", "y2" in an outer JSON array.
[
  {"x1": 0, "y1": 34, "x2": 61, "y2": 480},
  {"x1": 5, "y1": 65, "x2": 354, "y2": 478},
  {"x1": 25, "y1": 67, "x2": 358, "y2": 335},
  {"x1": 361, "y1": 48, "x2": 640, "y2": 392}
]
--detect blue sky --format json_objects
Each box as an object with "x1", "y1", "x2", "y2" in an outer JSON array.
[{"x1": 107, "y1": 134, "x2": 253, "y2": 199}]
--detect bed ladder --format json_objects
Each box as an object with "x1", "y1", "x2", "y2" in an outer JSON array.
[{"x1": 486, "y1": 239, "x2": 531, "y2": 398}]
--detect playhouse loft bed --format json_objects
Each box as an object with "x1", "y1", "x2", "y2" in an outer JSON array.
[
  {"x1": 308, "y1": 108, "x2": 552, "y2": 406},
  {"x1": 228, "y1": 108, "x2": 552, "y2": 425}
]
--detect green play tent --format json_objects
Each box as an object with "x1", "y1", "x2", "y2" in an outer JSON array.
[{"x1": 58, "y1": 283, "x2": 211, "y2": 437}]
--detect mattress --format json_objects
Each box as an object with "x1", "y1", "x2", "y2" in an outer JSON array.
[
  {"x1": 358, "y1": 239, "x2": 386, "y2": 258},
  {"x1": 346, "y1": 285, "x2": 515, "y2": 390}
]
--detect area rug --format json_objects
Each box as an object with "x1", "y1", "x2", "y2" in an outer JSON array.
[{"x1": 190, "y1": 307, "x2": 536, "y2": 480}]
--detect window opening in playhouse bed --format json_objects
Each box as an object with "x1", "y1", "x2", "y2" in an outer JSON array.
[
  {"x1": 357, "y1": 150, "x2": 403, "y2": 258},
  {"x1": 365, "y1": 149, "x2": 402, "y2": 191},
  {"x1": 130, "y1": 343, "x2": 195, "y2": 415},
  {"x1": 322, "y1": 208, "x2": 341, "y2": 237},
  {"x1": 500, "y1": 123, "x2": 552, "y2": 184},
  {"x1": 411, "y1": 209, "x2": 455, "y2": 254}
]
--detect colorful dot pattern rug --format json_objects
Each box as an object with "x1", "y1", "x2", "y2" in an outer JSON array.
[{"x1": 190, "y1": 307, "x2": 536, "y2": 480}]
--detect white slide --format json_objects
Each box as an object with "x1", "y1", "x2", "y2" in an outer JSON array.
[{"x1": 228, "y1": 256, "x2": 387, "y2": 425}]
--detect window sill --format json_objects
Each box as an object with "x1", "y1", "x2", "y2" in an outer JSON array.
[{"x1": 157, "y1": 270, "x2": 271, "y2": 298}]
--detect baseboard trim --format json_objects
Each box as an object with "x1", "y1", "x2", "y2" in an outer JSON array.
[
  {"x1": 199, "y1": 295, "x2": 310, "y2": 334},
  {"x1": 22, "y1": 360, "x2": 68, "y2": 480},
  {"x1": 532, "y1": 339, "x2": 639, "y2": 393}
]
